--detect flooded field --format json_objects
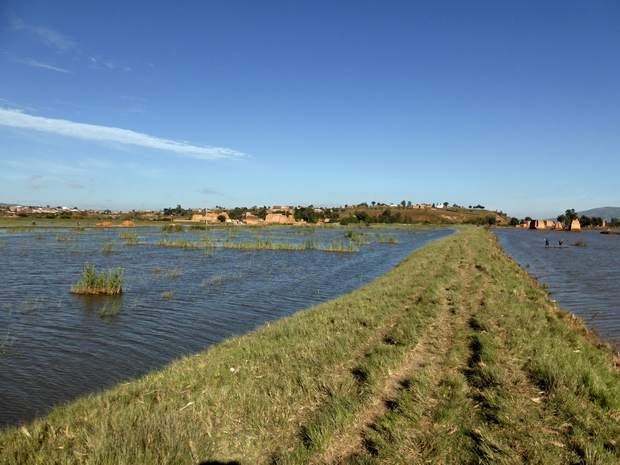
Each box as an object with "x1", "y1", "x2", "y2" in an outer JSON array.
[
  {"x1": 0, "y1": 225, "x2": 454, "y2": 427},
  {"x1": 493, "y1": 228, "x2": 620, "y2": 344}
]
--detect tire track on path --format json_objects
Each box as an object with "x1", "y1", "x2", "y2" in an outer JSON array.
[{"x1": 311, "y1": 232, "x2": 485, "y2": 464}]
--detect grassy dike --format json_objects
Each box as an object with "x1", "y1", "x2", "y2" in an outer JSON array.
[{"x1": 2, "y1": 226, "x2": 620, "y2": 464}]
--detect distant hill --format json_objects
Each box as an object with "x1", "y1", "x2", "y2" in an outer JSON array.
[
  {"x1": 576, "y1": 206, "x2": 620, "y2": 221},
  {"x1": 343, "y1": 206, "x2": 510, "y2": 225}
]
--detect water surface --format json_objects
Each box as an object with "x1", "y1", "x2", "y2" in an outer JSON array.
[
  {"x1": 493, "y1": 228, "x2": 620, "y2": 343},
  {"x1": 0, "y1": 226, "x2": 453, "y2": 427}
]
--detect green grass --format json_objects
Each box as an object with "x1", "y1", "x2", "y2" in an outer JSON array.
[
  {"x1": 320, "y1": 238, "x2": 359, "y2": 252},
  {"x1": 55, "y1": 234, "x2": 76, "y2": 242},
  {"x1": 3, "y1": 226, "x2": 620, "y2": 464},
  {"x1": 98, "y1": 298, "x2": 122, "y2": 317},
  {"x1": 218, "y1": 236, "x2": 359, "y2": 252},
  {"x1": 155, "y1": 237, "x2": 204, "y2": 249},
  {"x1": 343, "y1": 230, "x2": 371, "y2": 244},
  {"x1": 101, "y1": 238, "x2": 120, "y2": 253},
  {"x1": 70, "y1": 263, "x2": 125, "y2": 295},
  {"x1": 151, "y1": 266, "x2": 181, "y2": 278},
  {"x1": 161, "y1": 224, "x2": 185, "y2": 233},
  {"x1": 220, "y1": 237, "x2": 315, "y2": 251},
  {"x1": 375, "y1": 232, "x2": 399, "y2": 243},
  {"x1": 118, "y1": 232, "x2": 141, "y2": 245}
]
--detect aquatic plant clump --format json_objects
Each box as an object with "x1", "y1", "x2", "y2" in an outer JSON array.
[
  {"x1": 155, "y1": 238, "x2": 204, "y2": 249},
  {"x1": 71, "y1": 263, "x2": 125, "y2": 295},
  {"x1": 320, "y1": 239, "x2": 359, "y2": 253},
  {"x1": 217, "y1": 236, "x2": 359, "y2": 252},
  {"x1": 55, "y1": 234, "x2": 76, "y2": 242},
  {"x1": 98, "y1": 299, "x2": 122, "y2": 317},
  {"x1": 343, "y1": 230, "x2": 370, "y2": 244},
  {"x1": 118, "y1": 232, "x2": 141, "y2": 245},
  {"x1": 222, "y1": 237, "x2": 309, "y2": 251},
  {"x1": 101, "y1": 239, "x2": 120, "y2": 253},
  {"x1": 161, "y1": 224, "x2": 185, "y2": 233},
  {"x1": 375, "y1": 233, "x2": 399, "y2": 243}
]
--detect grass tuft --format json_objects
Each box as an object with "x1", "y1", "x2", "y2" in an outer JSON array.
[
  {"x1": 98, "y1": 298, "x2": 122, "y2": 317},
  {"x1": 118, "y1": 231, "x2": 141, "y2": 245},
  {"x1": 155, "y1": 237, "x2": 204, "y2": 249},
  {"x1": 161, "y1": 224, "x2": 185, "y2": 233},
  {"x1": 375, "y1": 233, "x2": 399, "y2": 243},
  {"x1": 70, "y1": 263, "x2": 124, "y2": 295}
]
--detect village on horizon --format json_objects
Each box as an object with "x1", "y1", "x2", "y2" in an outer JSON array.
[{"x1": 2, "y1": 202, "x2": 619, "y2": 228}]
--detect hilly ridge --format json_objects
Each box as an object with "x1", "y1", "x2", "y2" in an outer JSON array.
[{"x1": 576, "y1": 206, "x2": 620, "y2": 221}]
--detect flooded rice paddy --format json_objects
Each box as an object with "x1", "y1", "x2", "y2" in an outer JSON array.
[
  {"x1": 493, "y1": 228, "x2": 620, "y2": 346},
  {"x1": 0, "y1": 225, "x2": 454, "y2": 427}
]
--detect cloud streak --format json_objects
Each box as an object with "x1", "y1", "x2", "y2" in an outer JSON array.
[
  {"x1": 13, "y1": 58, "x2": 72, "y2": 73},
  {"x1": 1, "y1": 157, "x2": 88, "y2": 175},
  {"x1": 0, "y1": 108, "x2": 246, "y2": 160},
  {"x1": 10, "y1": 17, "x2": 77, "y2": 52}
]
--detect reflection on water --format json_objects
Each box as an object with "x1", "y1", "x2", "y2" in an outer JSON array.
[
  {"x1": 0, "y1": 226, "x2": 453, "y2": 427},
  {"x1": 493, "y1": 228, "x2": 620, "y2": 345}
]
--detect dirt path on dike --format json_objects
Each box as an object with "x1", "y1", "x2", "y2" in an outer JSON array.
[{"x1": 304, "y1": 232, "x2": 484, "y2": 464}]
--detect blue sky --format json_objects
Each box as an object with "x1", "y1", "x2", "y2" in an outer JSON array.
[{"x1": 1, "y1": 1, "x2": 619, "y2": 219}]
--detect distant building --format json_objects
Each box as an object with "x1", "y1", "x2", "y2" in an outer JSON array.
[
  {"x1": 189, "y1": 212, "x2": 230, "y2": 223},
  {"x1": 568, "y1": 219, "x2": 581, "y2": 231},
  {"x1": 265, "y1": 213, "x2": 296, "y2": 224},
  {"x1": 529, "y1": 220, "x2": 556, "y2": 230},
  {"x1": 271, "y1": 206, "x2": 295, "y2": 214},
  {"x1": 243, "y1": 213, "x2": 262, "y2": 225}
]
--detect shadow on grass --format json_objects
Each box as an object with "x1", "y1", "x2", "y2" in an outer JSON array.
[{"x1": 199, "y1": 461, "x2": 241, "y2": 465}]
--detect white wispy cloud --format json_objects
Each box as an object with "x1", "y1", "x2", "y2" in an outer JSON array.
[
  {"x1": 0, "y1": 108, "x2": 246, "y2": 160},
  {"x1": 10, "y1": 17, "x2": 77, "y2": 52},
  {"x1": 9, "y1": 16, "x2": 127, "y2": 74},
  {"x1": 90, "y1": 57, "x2": 118, "y2": 70},
  {"x1": 12, "y1": 58, "x2": 72, "y2": 73},
  {"x1": 1, "y1": 158, "x2": 88, "y2": 175}
]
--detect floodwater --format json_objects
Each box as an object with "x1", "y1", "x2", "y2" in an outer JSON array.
[
  {"x1": 493, "y1": 228, "x2": 620, "y2": 344},
  {"x1": 0, "y1": 225, "x2": 454, "y2": 428}
]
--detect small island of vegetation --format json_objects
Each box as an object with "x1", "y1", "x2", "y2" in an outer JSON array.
[{"x1": 70, "y1": 263, "x2": 125, "y2": 295}]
